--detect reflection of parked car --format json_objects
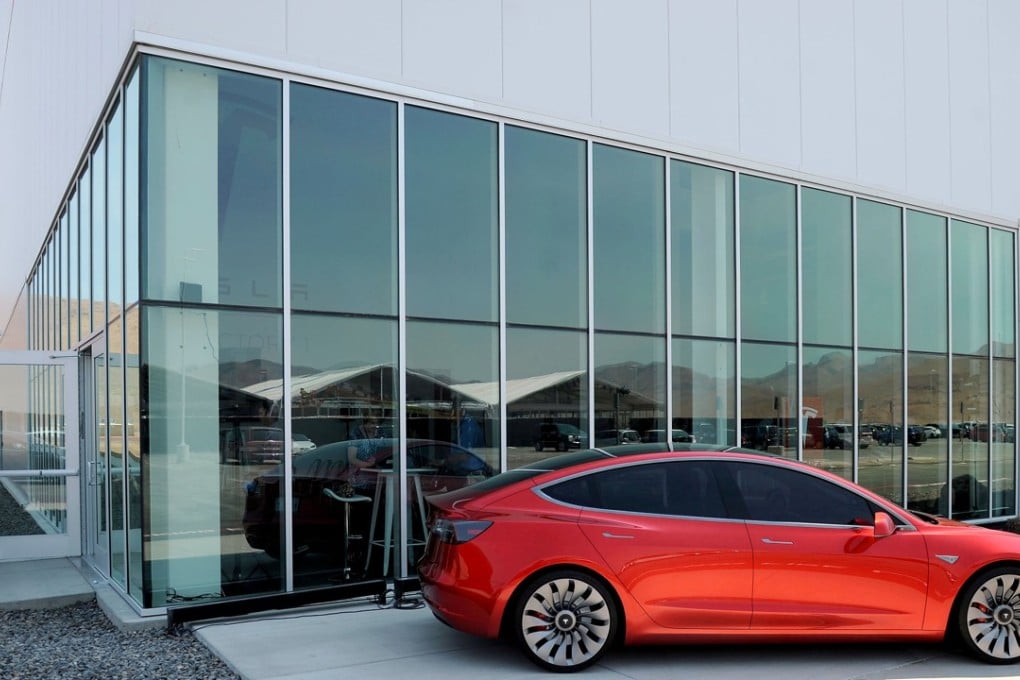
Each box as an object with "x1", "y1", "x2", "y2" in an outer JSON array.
[
  {"x1": 642, "y1": 429, "x2": 694, "y2": 443},
  {"x1": 242, "y1": 438, "x2": 493, "y2": 559},
  {"x1": 873, "y1": 425, "x2": 926, "y2": 446},
  {"x1": 220, "y1": 425, "x2": 285, "y2": 464},
  {"x1": 742, "y1": 423, "x2": 782, "y2": 450},
  {"x1": 291, "y1": 433, "x2": 317, "y2": 453},
  {"x1": 824, "y1": 423, "x2": 870, "y2": 450},
  {"x1": 594, "y1": 429, "x2": 642, "y2": 446},
  {"x1": 535, "y1": 423, "x2": 587, "y2": 452},
  {"x1": 420, "y1": 447, "x2": 1020, "y2": 669}
]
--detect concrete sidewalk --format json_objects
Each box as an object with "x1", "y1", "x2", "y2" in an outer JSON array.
[
  {"x1": 190, "y1": 594, "x2": 1020, "y2": 680},
  {"x1": 4, "y1": 559, "x2": 1018, "y2": 680}
]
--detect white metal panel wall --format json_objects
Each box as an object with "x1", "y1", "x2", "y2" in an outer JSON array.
[
  {"x1": 737, "y1": 0, "x2": 800, "y2": 172},
  {"x1": 903, "y1": 0, "x2": 951, "y2": 205},
  {"x1": 853, "y1": 0, "x2": 907, "y2": 196},
  {"x1": 988, "y1": 0, "x2": 1020, "y2": 217},
  {"x1": 286, "y1": 0, "x2": 402, "y2": 82},
  {"x1": 135, "y1": 0, "x2": 286, "y2": 57},
  {"x1": 503, "y1": 0, "x2": 591, "y2": 124},
  {"x1": 948, "y1": 0, "x2": 993, "y2": 211},
  {"x1": 669, "y1": 0, "x2": 739, "y2": 154},
  {"x1": 590, "y1": 0, "x2": 670, "y2": 138},
  {"x1": 402, "y1": 0, "x2": 503, "y2": 101},
  {"x1": 0, "y1": 0, "x2": 133, "y2": 326},
  {"x1": 799, "y1": 0, "x2": 856, "y2": 183}
]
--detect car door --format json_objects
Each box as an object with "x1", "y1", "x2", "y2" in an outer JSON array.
[
  {"x1": 573, "y1": 460, "x2": 753, "y2": 629},
  {"x1": 721, "y1": 461, "x2": 929, "y2": 630}
]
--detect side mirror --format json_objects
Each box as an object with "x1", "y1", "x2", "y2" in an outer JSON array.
[{"x1": 873, "y1": 511, "x2": 896, "y2": 539}]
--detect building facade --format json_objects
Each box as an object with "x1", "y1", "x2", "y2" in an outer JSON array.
[{"x1": 1, "y1": 1, "x2": 1018, "y2": 615}]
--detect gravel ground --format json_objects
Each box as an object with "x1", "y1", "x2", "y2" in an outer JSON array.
[
  {"x1": 0, "y1": 482, "x2": 44, "y2": 536},
  {"x1": 0, "y1": 601, "x2": 239, "y2": 679}
]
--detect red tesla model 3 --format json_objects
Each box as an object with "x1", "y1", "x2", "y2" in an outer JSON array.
[{"x1": 418, "y1": 445, "x2": 1020, "y2": 671}]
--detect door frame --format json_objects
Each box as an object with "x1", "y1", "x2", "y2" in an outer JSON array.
[{"x1": 0, "y1": 351, "x2": 80, "y2": 561}]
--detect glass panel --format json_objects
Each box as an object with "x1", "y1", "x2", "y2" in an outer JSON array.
[
  {"x1": 802, "y1": 346, "x2": 853, "y2": 479},
  {"x1": 671, "y1": 161, "x2": 734, "y2": 338},
  {"x1": 92, "y1": 137, "x2": 107, "y2": 332},
  {"x1": 0, "y1": 477, "x2": 69, "y2": 536},
  {"x1": 79, "y1": 169, "x2": 92, "y2": 335},
  {"x1": 125, "y1": 306, "x2": 142, "y2": 602},
  {"x1": 858, "y1": 350, "x2": 904, "y2": 505},
  {"x1": 992, "y1": 229, "x2": 1015, "y2": 358},
  {"x1": 993, "y1": 358, "x2": 1016, "y2": 517},
  {"x1": 907, "y1": 210, "x2": 947, "y2": 353},
  {"x1": 290, "y1": 84, "x2": 397, "y2": 315},
  {"x1": 406, "y1": 320, "x2": 499, "y2": 569},
  {"x1": 907, "y1": 353, "x2": 949, "y2": 516},
  {"x1": 740, "y1": 343, "x2": 797, "y2": 457},
  {"x1": 143, "y1": 56, "x2": 282, "y2": 308},
  {"x1": 593, "y1": 145, "x2": 665, "y2": 333},
  {"x1": 108, "y1": 105, "x2": 124, "y2": 325},
  {"x1": 109, "y1": 317, "x2": 126, "y2": 586},
  {"x1": 405, "y1": 106, "x2": 497, "y2": 321},
  {"x1": 671, "y1": 337, "x2": 735, "y2": 446},
  {"x1": 949, "y1": 355, "x2": 987, "y2": 519},
  {"x1": 802, "y1": 189, "x2": 852, "y2": 346},
  {"x1": 125, "y1": 68, "x2": 140, "y2": 308},
  {"x1": 507, "y1": 327, "x2": 588, "y2": 468},
  {"x1": 59, "y1": 211, "x2": 68, "y2": 350},
  {"x1": 69, "y1": 190, "x2": 79, "y2": 347},
  {"x1": 505, "y1": 126, "x2": 587, "y2": 328},
  {"x1": 288, "y1": 313, "x2": 397, "y2": 585},
  {"x1": 594, "y1": 332, "x2": 666, "y2": 446},
  {"x1": 739, "y1": 176, "x2": 796, "y2": 342},
  {"x1": 951, "y1": 220, "x2": 988, "y2": 357},
  {"x1": 143, "y1": 306, "x2": 284, "y2": 607},
  {"x1": 857, "y1": 200, "x2": 902, "y2": 350},
  {"x1": 94, "y1": 353, "x2": 109, "y2": 558}
]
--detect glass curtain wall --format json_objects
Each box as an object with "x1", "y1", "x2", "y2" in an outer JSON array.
[
  {"x1": 801, "y1": 189, "x2": 853, "y2": 477},
  {"x1": 670, "y1": 161, "x2": 735, "y2": 445},
  {"x1": 289, "y1": 83, "x2": 398, "y2": 585},
  {"x1": 23, "y1": 52, "x2": 1020, "y2": 612},
  {"x1": 505, "y1": 126, "x2": 588, "y2": 466},
  {"x1": 141, "y1": 57, "x2": 283, "y2": 606},
  {"x1": 740, "y1": 176, "x2": 796, "y2": 456},
  {"x1": 991, "y1": 229, "x2": 1017, "y2": 516}
]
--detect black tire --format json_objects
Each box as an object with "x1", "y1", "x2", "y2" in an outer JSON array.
[
  {"x1": 535, "y1": 441, "x2": 544, "y2": 452},
  {"x1": 512, "y1": 569, "x2": 617, "y2": 672},
  {"x1": 556, "y1": 440, "x2": 567, "y2": 452},
  {"x1": 956, "y1": 566, "x2": 1020, "y2": 664}
]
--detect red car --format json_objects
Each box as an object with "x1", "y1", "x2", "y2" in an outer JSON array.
[{"x1": 419, "y1": 446, "x2": 1020, "y2": 671}]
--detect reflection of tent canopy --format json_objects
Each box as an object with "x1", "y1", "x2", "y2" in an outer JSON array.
[{"x1": 240, "y1": 365, "x2": 657, "y2": 412}]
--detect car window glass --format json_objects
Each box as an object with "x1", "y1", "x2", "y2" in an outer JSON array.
[
  {"x1": 726, "y1": 462, "x2": 875, "y2": 525},
  {"x1": 543, "y1": 461, "x2": 728, "y2": 519}
]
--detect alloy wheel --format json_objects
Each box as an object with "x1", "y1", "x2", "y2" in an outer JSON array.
[
  {"x1": 959, "y1": 568, "x2": 1020, "y2": 663},
  {"x1": 516, "y1": 571, "x2": 616, "y2": 672}
]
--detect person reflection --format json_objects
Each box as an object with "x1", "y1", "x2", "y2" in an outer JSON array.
[{"x1": 344, "y1": 418, "x2": 384, "y2": 491}]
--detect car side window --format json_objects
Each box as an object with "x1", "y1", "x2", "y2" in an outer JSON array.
[
  {"x1": 726, "y1": 462, "x2": 876, "y2": 525},
  {"x1": 542, "y1": 461, "x2": 729, "y2": 519}
]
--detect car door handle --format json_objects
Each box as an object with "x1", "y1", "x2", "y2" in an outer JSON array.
[
  {"x1": 761, "y1": 538, "x2": 794, "y2": 545},
  {"x1": 602, "y1": 532, "x2": 634, "y2": 539}
]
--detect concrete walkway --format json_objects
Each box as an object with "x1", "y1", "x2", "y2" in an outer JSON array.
[{"x1": 4, "y1": 558, "x2": 1019, "y2": 679}]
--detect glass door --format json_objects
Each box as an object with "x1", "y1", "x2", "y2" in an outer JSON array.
[
  {"x1": 0, "y1": 351, "x2": 79, "y2": 560},
  {"x1": 82, "y1": 341, "x2": 110, "y2": 575}
]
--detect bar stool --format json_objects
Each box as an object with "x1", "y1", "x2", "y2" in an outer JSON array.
[
  {"x1": 323, "y1": 487, "x2": 372, "y2": 580},
  {"x1": 362, "y1": 467, "x2": 433, "y2": 576}
]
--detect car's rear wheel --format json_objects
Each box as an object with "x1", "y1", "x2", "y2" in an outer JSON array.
[
  {"x1": 513, "y1": 570, "x2": 617, "y2": 672},
  {"x1": 957, "y1": 566, "x2": 1020, "y2": 664}
]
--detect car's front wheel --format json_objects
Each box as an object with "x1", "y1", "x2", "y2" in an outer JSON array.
[
  {"x1": 957, "y1": 566, "x2": 1020, "y2": 664},
  {"x1": 513, "y1": 570, "x2": 617, "y2": 672}
]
